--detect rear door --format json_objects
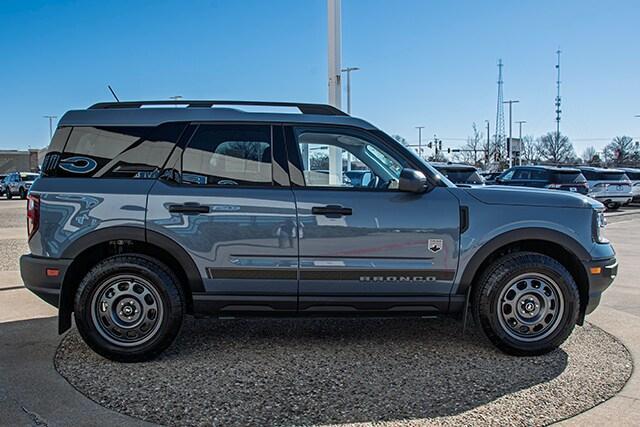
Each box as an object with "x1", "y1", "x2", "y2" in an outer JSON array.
[
  {"x1": 285, "y1": 125, "x2": 460, "y2": 315},
  {"x1": 146, "y1": 123, "x2": 298, "y2": 313}
]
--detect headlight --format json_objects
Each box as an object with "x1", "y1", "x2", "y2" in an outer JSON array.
[{"x1": 593, "y1": 210, "x2": 608, "y2": 243}]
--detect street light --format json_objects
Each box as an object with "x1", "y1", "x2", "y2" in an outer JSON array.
[
  {"x1": 43, "y1": 115, "x2": 57, "y2": 141},
  {"x1": 503, "y1": 100, "x2": 520, "y2": 167},
  {"x1": 415, "y1": 126, "x2": 425, "y2": 159},
  {"x1": 341, "y1": 67, "x2": 360, "y2": 115},
  {"x1": 516, "y1": 120, "x2": 526, "y2": 165},
  {"x1": 169, "y1": 95, "x2": 183, "y2": 108}
]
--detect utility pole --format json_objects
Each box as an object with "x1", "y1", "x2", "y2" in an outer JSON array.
[
  {"x1": 43, "y1": 115, "x2": 57, "y2": 140},
  {"x1": 555, "y1": 49, "x2": 562, "y2": 138},
  {"x1": 327, "y1": 0, "x2": 342, "y2": 184},
  {"x1": 415, "y1": 126, "x2": 425, "y2": 159},
  {"x1": 484, "y1": 120, "x2": 490, "y2": 163},
  {"x1": 495, "y1": 59, "x2": 506, "y2": 154},
  {"x1": 503, "y1": 100, "x2": 520, "y2": 168},
  {"x1": 516, "y1": 120, "x2": 526, "y2": 165},
  {"x1": 341, "y1": 67, "x2": 359, "y2": 114},
  {"x1": 169, "y1": 95, "x2": 183, "y2": 108}
]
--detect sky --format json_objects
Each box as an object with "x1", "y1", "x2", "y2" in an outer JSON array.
[{"x1": 0, "y1": 0, "x2": 638, "y2": 156}]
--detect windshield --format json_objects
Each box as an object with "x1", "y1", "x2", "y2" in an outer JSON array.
[
  {"x1": 20, "y1": 173, "x2": 39, "y2": 181},
  {"x1": 438, "y1": 169, "x2": 484, "y2": 184},
  {"x1": 601, "y1": 172, "x2": 628, "y2": 181}
]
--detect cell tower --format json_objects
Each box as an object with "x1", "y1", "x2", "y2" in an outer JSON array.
[
  {"x1": 555, "y1": 49, "x2": 562, "y2": 137},
  {"x1": 495, "y1": 59, "x2": 506, "y2": 158}
]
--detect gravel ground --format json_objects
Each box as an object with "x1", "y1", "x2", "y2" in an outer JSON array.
[
  {"x1": 55, "y1": 317, "x2": 631, "y2": 427},
  {"x1": 0, "y1": 238, "x2": 28, "y2": 271}
]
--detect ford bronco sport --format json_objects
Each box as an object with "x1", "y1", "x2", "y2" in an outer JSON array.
[{"x1": 21, "y1": 100, "x2": 617, "y2": 362}]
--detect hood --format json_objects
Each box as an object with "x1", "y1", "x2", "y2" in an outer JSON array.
[{"x1": 465, "y1": 185, "x2": 602, "y2": 209}]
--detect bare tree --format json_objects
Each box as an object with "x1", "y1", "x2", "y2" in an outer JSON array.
[
  {"x1": 603, "y1": 136, "x2": 639, "y2": 166},
  {"x1": 454, "y1": 123, "x2": 484, "y2": 165},
  {"x1": 392, "y1": 134, "x2": 409, "y2": 146},
  {"x1": 537, "y1": 132, "x2": 576, "y2": 164},
  {"x1": 582, "y1": 146, "x2": 597, "y2": 164},
  {"x1": 520, "y1": 135, "x2": 539, "y2": 165}
]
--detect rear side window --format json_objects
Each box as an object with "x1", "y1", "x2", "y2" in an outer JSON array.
[
  {"x1": 181, "y1": 124, "x2": 272, "y2": 186},
  {"x1": 625, "y1": 171, "x2": 640, "y2": 180},
  {"x1": 552, "y1": 171, "x2": 586, "y2": 184},
  {"x1": 601, "y1": 172, "x2": 628, "y2": 181},
  {"x1": 49, "y1": 123, "x2": 184, "y2": 178}
]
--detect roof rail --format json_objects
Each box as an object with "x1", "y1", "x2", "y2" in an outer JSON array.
[{"x1": 88, "y1": 100, "x2": 348, "y2": 116}]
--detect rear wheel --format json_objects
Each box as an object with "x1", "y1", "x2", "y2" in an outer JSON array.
[
  {"x1": 5, "y1": 189, "x2": 11, "y2": 200},
  {"x1": 606, "y1": 202, "x2": 620, "y2": 210},
  {"x1": 473, "y1": 252, "x2": 579, "y2": 356},
  {"x1": 19, "y1": 187, "x2": 26, "y2": 199},
  {"x1": 74, "y1": 255, "x2": 184, "y2": 362}
]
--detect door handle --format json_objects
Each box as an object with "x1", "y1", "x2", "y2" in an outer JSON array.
[
  {"x1": 167, "y1": 203, "x2": 210, "y2": 215},
  {"x1": 311, "y1": 205, "x2": 353, "y2": 218}
]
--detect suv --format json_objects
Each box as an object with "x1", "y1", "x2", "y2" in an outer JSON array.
[
  {"x1": 21, "y1": 100, "x2": 617, "y2": 362},
  {"x1": 495, "y1": 165, "x2": 589, "y2": 195},
  {"x1": 431, "y1": 163, "x2": 484, "y2": 186},
  {"x1": 620, "y1": 168, "x2": 640, "y2": 203},
  {"x1": 4, "y1": 171, "x2": 39, "y2": 199},
  {"x1": 578, "y1": 166, "x2": 633, "y2": 210}
]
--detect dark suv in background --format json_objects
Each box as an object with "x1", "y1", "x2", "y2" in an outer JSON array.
[
  {"x1": 496, "y1": 165, "x2": 589, "y2": 195},
  {"x1": 431, "y1": 163, "x2": 484, "y2": 186}
]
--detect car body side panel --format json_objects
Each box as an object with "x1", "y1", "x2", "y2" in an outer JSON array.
[{"x1": 27, "y1": 178, "x2": 152, "y2": 258}]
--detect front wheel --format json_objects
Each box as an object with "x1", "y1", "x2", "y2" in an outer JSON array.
[
  {"x1": 19, "y1": 187, "x2": 27, "y2": 199},
  {"x1": 5, "y1": 189, "x2": 12, "y2": 200},
  {"x1": 74, "y1": 255, "x2": 184, "y2": 362},
  {"x1": 473, "y1": 252, "x2": 579, "y2": 356}
]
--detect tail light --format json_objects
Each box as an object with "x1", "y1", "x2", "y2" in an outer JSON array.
[{"x1": 27, "y1": 194, "x2": 40, "y2": 240}]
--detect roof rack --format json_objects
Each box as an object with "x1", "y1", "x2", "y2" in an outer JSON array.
[{"x1": 88, "y1": 100, "x2": 348, "y2": 116}]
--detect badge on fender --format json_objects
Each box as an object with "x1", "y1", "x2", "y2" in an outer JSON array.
[{"x1": 428, "y1": 239, "x2": 443, "y2": 253}]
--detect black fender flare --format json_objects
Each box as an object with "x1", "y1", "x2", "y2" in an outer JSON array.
[
  {"x1": 455, "y1": 227, "x2": 590, "y2": 296},
  {"x1": 58, "y1": 226, "x2": 203, "y2": 333}
]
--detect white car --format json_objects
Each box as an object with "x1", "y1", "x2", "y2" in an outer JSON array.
[
  {"x1": 4, "y1": 172, "x2": 39, "y2": 199},
  {"x1": 579, "y1": 166, "x2": 632, "y2": 210},
  {"x1": 620, "y1": 168, "x2": 640, "y2": 203}
]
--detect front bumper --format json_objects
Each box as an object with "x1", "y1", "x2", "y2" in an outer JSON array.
[
  {"x1": 583, "y1": 256, "x2": 618, "y2": 316},
  {"x1": 20, "y1": 254, "x2": 72, "y2": 308}
]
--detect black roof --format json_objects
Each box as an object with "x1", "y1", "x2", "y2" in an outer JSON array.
[{"x1": 577, "y1": 166, "x2": 625, "y2": 173}]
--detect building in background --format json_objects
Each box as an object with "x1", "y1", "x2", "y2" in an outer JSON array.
[{"x1": 0, "y1": 148, "x2": 47, "y2": 173}]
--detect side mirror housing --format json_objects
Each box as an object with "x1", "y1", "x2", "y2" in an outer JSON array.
[{"x1": 398, "y1": 168, "x2": 427, "y2": 193}]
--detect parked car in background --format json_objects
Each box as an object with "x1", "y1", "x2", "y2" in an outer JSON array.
[
  {"x1": 0, "y1": 174, "x2": 7, "y2": 196},
  {"x1": 344, "y1": 169, "x2": 375, "y2": 187},
  {"x1": 479, "y1": 171, "x2": 502, "y2": 185},
  {"x1": 578, "y1": 166, "x2": 632, "y2": 210},
  {"x1": 4, "y1": 172, "x2": 39, "y2": 199},
  {"x1": 431, "y1": 163, "x2": 484, "y2": 186},
  {"x1": 495, "y1": 165, "x2": 589, "y2": 195},
  {"x1": 620, "y1": 168, "x2": 640, "y2": 203}
]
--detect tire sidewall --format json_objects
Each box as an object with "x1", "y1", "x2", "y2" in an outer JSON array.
[
  {"x1": 477, "y1": 253, "x2": 579, "y2": 355},
  {"x1": 74, "y1": 256, "x2": 183, "y2": 362}
]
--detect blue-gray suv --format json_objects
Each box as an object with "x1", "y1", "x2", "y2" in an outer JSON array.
[{"x1": 21, "y1": 100, "x2": 617, "y2": 362}]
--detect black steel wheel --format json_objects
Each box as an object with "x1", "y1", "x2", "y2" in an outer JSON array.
[
  {"x1": 74, "y1": 255, "x2": 184, "y2": 362},
  {"x1": 473, "y1": 252, "x2": 579, "y2": 356}
]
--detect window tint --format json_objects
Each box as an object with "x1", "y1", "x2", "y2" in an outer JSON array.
[
  {"x1": 500, "y1": 170, "x2": 515, "y2": 180},
  {"x1": 182, "y1": 124, "x2": 272, "y2": 186},
  {"x1": 513, "y1": 169, "x2": 531, "y2": 180},
  {"x1": 625, "y1": 171, "x2": 640, "y2": 180},
  {"x1": 552, "y1": 171, "x2": 586, "y2": 183},
  {"x1": 294, "y1": 129, "x2": 404, "y2": 189},
  {"x1": 437, "y1": 168, "x2": 484, "y2": 184},
  {"x1": 529, "y1": 169, "x2": 547, "y2": 180},
  {"x1": 57, "y1": 124, "x2": 181, "y2": 178}
]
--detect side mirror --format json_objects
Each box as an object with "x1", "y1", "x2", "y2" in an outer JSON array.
[{"x1": 398, "y1": 168, "x2": 427, "y2": 193}]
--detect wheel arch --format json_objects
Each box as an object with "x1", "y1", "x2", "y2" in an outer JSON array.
[
  {"x1": 456, "y1": 228, "x2": 590, "y2": 323},
  {"x1": 58, "y1": 226, "x2": 203, "y2": 333}
]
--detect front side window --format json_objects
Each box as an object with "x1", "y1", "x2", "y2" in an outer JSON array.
[
  {"x1": 182, "y1": 124, "x2": 272, "y2": 186},
  {"x1": 294, "y1": 129, "x2": 404, "y2": 190}
]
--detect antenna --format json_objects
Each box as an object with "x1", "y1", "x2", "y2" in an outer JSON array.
[
  {"x1": 555, "y1": 49, "x2": 561, "y2": 137},
  {"x1": 495, "y1": 59, "x2": 506, "y2": 160},
  {"x1": 108, "y1": 85, "x2": 120, "y2": 102}
]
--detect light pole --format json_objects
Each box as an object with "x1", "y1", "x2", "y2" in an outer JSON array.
[
  {"x1": 169, "y1": 95, "x2": 183, "y2": 107},
  {"x1": 503, "y1": 100, "x2": 520, "y2": 167},
  {"x1": 341, "y1": 67, "x2": 359, "y2": 114},
  {"x1": 43, "y1": 115, "x2": 57, "y2": 140},
  {"x1": 484, "y1": 120, "x2": 490, "y2": 163},
  {"x1": 415, "y1": 126, "x2": 425, "y2": 159},
  {"x1": 516, "y1": 120, "x2": 526, "y2": 165}
]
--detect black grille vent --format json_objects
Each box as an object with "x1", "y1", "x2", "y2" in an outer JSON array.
[{"x1": 41, "y1": 152, "x2": 61, "y2": 176}]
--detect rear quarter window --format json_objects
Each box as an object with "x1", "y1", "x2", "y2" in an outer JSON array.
[
  {"x1": 551, "y1": 172, "x2": 585, "y2": 183},
  {"x1": 51, "y1": 123, "x2": 185, "y2": 178}
]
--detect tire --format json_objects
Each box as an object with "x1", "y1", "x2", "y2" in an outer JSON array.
[
  {"x1": 472, "y1": 252, "x2": 579, "y2": 356},
  {"x1": 74, "y1": 254, "x2": 185, "y2": 362},
  {"x1": 5, "y1": 190, "x2": 11, "y2": 200},
  {"x1": 606, "y1": 202, "x2": 620, "y2": 211},
  {"x1": 19, "y1": 187, "x2": 26, "y2": 199}
]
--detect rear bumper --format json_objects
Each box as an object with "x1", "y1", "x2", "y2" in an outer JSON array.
[
  {"x1": 583, "y1": 256, "x2": 618, "y2": 316},
  {"x1": 20, "y1": 254, "x2": 72, "y2": 308}
]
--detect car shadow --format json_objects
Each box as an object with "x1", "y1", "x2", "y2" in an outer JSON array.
[{"x1": 55, "y1": 316, "x2": 570, "y2": 426}]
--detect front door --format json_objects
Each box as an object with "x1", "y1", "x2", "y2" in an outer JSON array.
[
  {"x1": 146, "y1": 123, "x2": 298, "y2": 313},
  {"x1": 285, "y1": 126, "x2": 460, "y2": 315}
]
